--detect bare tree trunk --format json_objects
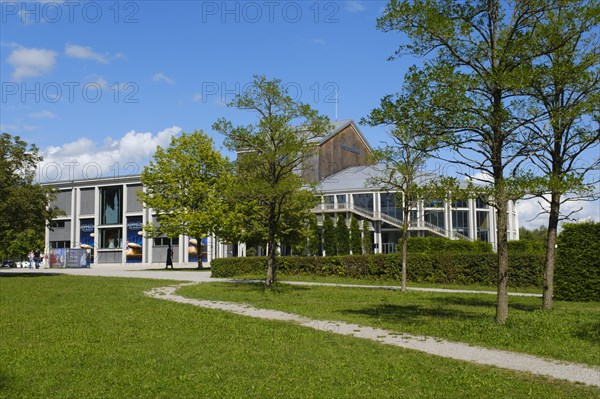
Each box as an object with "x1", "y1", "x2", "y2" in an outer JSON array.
[
  {"x1": 496, "y1": 198, "x2": 509, "y2": 324},
  {"x1": 542, "y1": 192, "x2": 561, "y2": 310}
]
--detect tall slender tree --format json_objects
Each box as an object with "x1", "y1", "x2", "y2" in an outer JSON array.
[
  {"x1": 524, "y1": 0, "x2": 600, "y2": 310},
  {"x1": 362, "y1": 220, "x2": 372, "y2": 254},
  {"x1": 377, "y1": 0, "x2": 554, "y2": 323},
  {"x1": 335, "y1": 214, "x2": 350, "y2": 255},
  {"x1": 350, "y1": 217, "x2": 362, "y2": 255},
  {"x1": 323, "y1": 215, "x2": 336, "y2": 256},
  {"x1": 363, "y1": 85, "x2": 436, "y2": 292},
  {"x1": 213, "y1": 75, "x2": 330, "y2": 287}
]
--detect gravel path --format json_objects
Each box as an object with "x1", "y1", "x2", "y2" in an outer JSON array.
[{"x1": 145, "y1": 282, "x2": 600, "y2": 388}]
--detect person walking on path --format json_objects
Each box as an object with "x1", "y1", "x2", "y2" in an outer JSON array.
[
  {"x1": 33, "y1": 250, "x2": 41, "y2": 269},
  {"x1": 165, "y1": 244, "x2": 173, "y2": 269}
]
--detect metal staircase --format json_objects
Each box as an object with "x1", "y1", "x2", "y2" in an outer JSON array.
[{"x1": 313, "y1": 203, "x2": 472, "y2": 241}]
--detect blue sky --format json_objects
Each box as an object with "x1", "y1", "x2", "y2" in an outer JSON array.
[{"x1": 1, "y1": 0, "x2": 598, "y2": 228}]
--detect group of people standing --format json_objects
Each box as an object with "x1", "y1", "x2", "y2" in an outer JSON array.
[{"x1": 28, "y1": 250, "x2": 43, "y2": 268}]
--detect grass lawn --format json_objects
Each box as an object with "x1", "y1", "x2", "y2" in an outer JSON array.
[
  {"x1": 178, "y1": 281, "x2": 600, "y2": 367},
  {"x1": 0, "y1": 274, "x2": 598, "y2": 398},
  {"x1": 230, "y1": 273, "x2": 544, "y2": 294}
]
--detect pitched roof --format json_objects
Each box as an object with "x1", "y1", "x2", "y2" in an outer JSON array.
[
  {"x1": 316, "y1": 164, "x2": 472, "y2": 193},
  {"x1": 310, "y1": 119, "x2": 374, "y2": 154}
]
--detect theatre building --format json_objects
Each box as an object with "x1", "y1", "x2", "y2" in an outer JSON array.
[{"x1": 45, "y1": 120, "x2": 518, "y2": 266}]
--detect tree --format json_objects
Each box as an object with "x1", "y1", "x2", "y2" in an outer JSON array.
[
  {"x1": 335, "y1": 214, "x2": 350, "y2": 255},
  {"x1": 323, "y1": 215, "x2": 336, "y2": 256},
  {"x1": 519, "y1": 226, "x2": 548, "y2": 243},
  {"x1": 362, "y1": 220, "x2": 372, "y2": 254},
  {"x1": 139, "y1": 130, "x2": 233, "y2": 269},
  {"x1": 350, "y1": 217, "x2": 362, "y2": 255},
  {"x1": 524, "y1": 1, "x2": 600, "y2": 310},
  {"x1": 307, "y1": 213, "x2": 321, "y2": 256},
  {"x1": 0, "y1": 133, "x2": 61, "y2": 260},
  {"x1": 378, "y1": 0, "x2": 555, "y2": 323},
  {"x1": 213, "y1": 75, "x2": 330, "y2": 287},
  {"x1": 363, "y1": 86, "x2": 437, "y2": 292}
]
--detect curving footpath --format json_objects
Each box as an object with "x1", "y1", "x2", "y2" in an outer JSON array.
[{"x1": 145, "y1": 282, "x2": 600, "y2": 388}]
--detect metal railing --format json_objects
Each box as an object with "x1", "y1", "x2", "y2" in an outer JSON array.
[{"x1": 313, "y1": 202, "x2": 473, "y2": 241}]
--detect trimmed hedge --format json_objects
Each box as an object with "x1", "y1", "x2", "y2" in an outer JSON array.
[
  {"x1": 508, "y1": 240, "x2": 545, "y2": 253},
  {"x1": 211, "y1": 252, "x2": 544, "y2": 288},
  {"x1": 405, "y1": 237, "x2": 493, "y2": 253},
  {"x1": 555, "y1": 222, "x2": 600, "y2": 302}
]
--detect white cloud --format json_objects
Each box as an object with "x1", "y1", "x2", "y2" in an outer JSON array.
[
  {"x1": 346, "y1": 1, "x2": 366, "y2": 12},
  {"x1": 37, "y1": 127, "x2": 182, "y2": 182},
  {"x1": 153, "y1": 72, "x2": 175, "y2": 85},
  {"x1": 8, "y1": 47, "x2": 57, "y2": 80},
  {"x1": 310, "y1": 38, "x2": 326, "y2": 45},
  {"x1": 27, "y1": 110, "x2": 57, "y2": 119},
  {"x1": 65, "y1": 44, "x2": 109, "y2": 64},
  {"x1": 0, "y1": 123, "x2": 39, "y2": 132},
  {"x1": 517, "y1": 196, "x2": 600, "y2": 230}
]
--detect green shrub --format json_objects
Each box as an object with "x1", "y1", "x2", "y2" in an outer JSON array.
[
  {"x1": 404, "y1": 237, "x2": 492, "y2": 253},
  {"x1": 555, "y1": 222, "x2": 600, "y2": 302},
  {"x1": 211, "y1": 252, "x2": 543, "y2": 287},
  {"x1": 508, "y1": 240, "x2": 545, "y2": 253},
  {"x1": 211, "y1": 257, "x2": 267, "y2": 278}
]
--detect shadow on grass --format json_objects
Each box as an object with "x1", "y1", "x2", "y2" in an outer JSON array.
[
  {"x1": 139, "y1": 268, "x2": 211, "y2": 272},
  {"x1": 573, "y1": 321, "x2": 600, "y2": 345},
  {"x1": 0, "y1": 272, "x2": 62, "y2": 278},
  {"x1": 429, "y1": 296, "x2": 540, "y2": 312},
  {"x1": 343, "y1": 303, "x2": 484, "y2": 324},
  {"x1": 219, "y1": 280, "x2": 312, "y2": 293}
]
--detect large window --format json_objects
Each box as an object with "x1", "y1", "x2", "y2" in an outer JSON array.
[
  {"x1": 153, "y1": 237, "x2": 179, "y2": 246},
  {"x1": 453, "y1": 199, "x2": 468, "y2": 208},
  {"x1": 452, "y1": 210, "x2": 470, "y2": 237},
  {"x1": 100, "y1": 228, "x2": 122, "y2": 249},
  {"x1": 353, "y1": 193, "x2": 373, "y2": 211},
  {"x1": 336, "y1": 194, "x2": 346, "y2": 205},
  {"x1": 476, "y1": 211, "x2": 489, "y2": 241},
  {"x1": 101, "y1": 186, "x2": 122, "y2": 225},
  {"x1": 424, "y1": 210, "x2": 445, "y2": 229},
  {"x1": 380, "y1": 193, "x2": 402, "y2": 219},
  {"x1": 50, "y1": 241, "x2": 70, "y2": 249},
  {"x1": 476, "y1": 197, "x2": 488, "y2": 209},
  {"x1": 424, "y1": 198, "x2": 444, "y2": 208}
]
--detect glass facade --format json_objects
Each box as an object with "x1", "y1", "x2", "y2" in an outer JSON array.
[
  {"x1": 452, "y1": 210, "x2": 470, "y2": 237},
  {"x1": 353, "y1": 193, "x2": 373, "y2": 211},
  {"x1": 380, "y1": 192, "x2": 403, "y2": 219},
  {"x1": 424, "y1": 210, "x2": 445, "y2": 228},
  {"x1": 101, "y1": 186, "x2": 122, "y2": 225},
  {"x1": 100, "y1": 227, "x2": 122, "y2": 249},
  {"x1": 453, "y1": 199, "x2": 468, "y2": 208},
  {"x1": 476, "y1": 211, "x2": 489, "y2": 241},
  {"x1": 424, "y1": 198, "x2": 444, "y2": 208}
]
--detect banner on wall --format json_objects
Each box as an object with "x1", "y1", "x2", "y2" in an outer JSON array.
[
  {"x1": 79, "y1": 219, "x2": 94, "y2": 264},
  {"x1": 188, "y1": 237, "x2": 208, "y2": 264},
  {"x1": 126, "y1": 216, "x2": 143, "y2": 263}
]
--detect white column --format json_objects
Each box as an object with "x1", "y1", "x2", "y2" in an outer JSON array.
[
  {"x1": 469, "y1": 198, "x2": 477, "y2": 240},
  {"x1": 121, "y1": 183, "x2": 128, "y2": 263},
  {"x1": 94, "y1": 186, "x2": 100, "y2": 261},
  {"x1": 71, "y1": 188, "x2": 77, "y2": 248},
  {"x1": 74, "y1": 188, "x2": 81, "y2": 248},
  {"x1": 374, "y1": 220, "x2": 382, "y2": 254}
]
